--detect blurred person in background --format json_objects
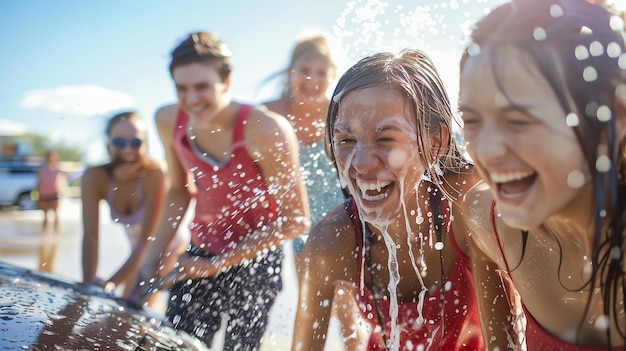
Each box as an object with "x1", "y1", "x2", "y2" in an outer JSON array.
[
  {"x1": 36, "y1": 149, "x2": 67, "y2": 272},
  {"x1": 263, "y1": 34, "x2": 344, "y2": 277},
  {"x1": 81, "y1": 111, "x2": 187, "y2": 308}
]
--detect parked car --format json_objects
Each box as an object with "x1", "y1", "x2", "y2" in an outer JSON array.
[
  {"x1": 0, "y1": 162, "x2": 39, "y2": 210},
  {"x1": 0, "y1": 262, "x2": 208, "y2": 350}
]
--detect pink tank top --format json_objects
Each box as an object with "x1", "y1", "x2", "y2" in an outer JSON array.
[
  {"x1": 343, "y1": 198, "x2": 483, "y2": 351},
  {"x1": 37, "y1": 167, "x2": 62, "y2": 197},
  {"x1": 173, "y1": 105, "x2": 279, "y2": 255},
  {"x1": 107, "y1": 179, "x2": 144, "y2": 226},
  {"x1": 490, "y1": 201, "x2": 623, "y2": 351}
]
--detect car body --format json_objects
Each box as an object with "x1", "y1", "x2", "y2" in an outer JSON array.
[
  {"x1": 0, "y1": 162, "x2": 39, "y2": 210},
  {"x1": 0, "y1": 262, "x2": 208, "y2": 350}
]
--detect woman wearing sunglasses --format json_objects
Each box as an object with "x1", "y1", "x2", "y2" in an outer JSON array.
[{"x1": 80, "y1": 111, "x2": 187, "y2": 307}]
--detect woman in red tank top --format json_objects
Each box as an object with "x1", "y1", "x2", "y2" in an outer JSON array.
[
  {"x1": 459, "y1": 0, "x2": 626, "y2": 349},
  {"x1": 292, "y1": 49, "x2": 487, "y2": 351}
]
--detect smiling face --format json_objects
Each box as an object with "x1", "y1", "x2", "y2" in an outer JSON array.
[
  {"x1": 333, "y1": 85, "x2": 423, "y2": 224},
  {"x1": 459, "y1": 47, "x2": 592, "y2": 230},
  {"x1": 172, "y1": 62, "x2": 230, "y2": 124},
  {"x1": 107, "y1": 118, "x2": 147, "y2": 164},
  {"x1": 289, "y1": 52, "x2": 334, "y2": 101}
]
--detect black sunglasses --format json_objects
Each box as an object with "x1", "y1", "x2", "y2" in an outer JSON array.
[{"x1": 110, "y1": 137, "x2": 143, "y2": 150}]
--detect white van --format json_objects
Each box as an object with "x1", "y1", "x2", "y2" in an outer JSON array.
[{"x1": 0, "y1": 162, "x2": 39, "y2": 210}]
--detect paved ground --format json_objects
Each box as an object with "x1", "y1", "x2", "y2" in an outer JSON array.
[{"x1": 0, "y1": 197, "x2": 344, "y2": 350}]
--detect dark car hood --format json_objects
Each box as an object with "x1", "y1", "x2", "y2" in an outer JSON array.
[{"x1": 0, "y1": 262, "x2": 207, "y2": 350}]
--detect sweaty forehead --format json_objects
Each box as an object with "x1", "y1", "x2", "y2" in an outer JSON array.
[
  {"x1": 335, "y1": 87, "x2": 413, "y2": 131},
  {"x1": 173, "y1": 62, "x2": 222, "y2": 84},
  {"x1": 109, "y1": 118, "x2": 147, "y2": 137},
  {"x1": 460, "y1": 45, "x2": 558, "y2": 110},
  {"x1": 339, "y1": 86, "x2": 403, "y2": 111},
  {"x1": 294, "y1": 52, "x2": 330, "y2": 66}
]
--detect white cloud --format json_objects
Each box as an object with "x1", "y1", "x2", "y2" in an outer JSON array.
[
  {"x1": 19, "y1": 84, "x2": 135, "y2": 117},
  {"x1": 84, "y1": 139, "x2": 108, "y2": 165},
  {"x1": 0, "y1": 120, "x2": 29, "y2": 136}
]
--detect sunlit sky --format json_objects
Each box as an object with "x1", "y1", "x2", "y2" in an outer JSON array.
[{"x1": 0, "y1": 0, "x2": 508, "y2": 164}]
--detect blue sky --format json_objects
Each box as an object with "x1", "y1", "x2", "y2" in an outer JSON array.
[{"x1": 0, "y1": 0, "x2": 507, "y2": 164}]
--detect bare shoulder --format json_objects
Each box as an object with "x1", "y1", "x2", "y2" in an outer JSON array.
[
  {"x1": 249, "y1": 104, "x2": 293, "y2": 132},
  {"x1": 142, "y1": 162, "x2": 167, "y2": 181},
  {"x1": 82, "y1": 165, "x2": 108, "y2": 183},
  {"x1": 462, "y1": 180, "x2": 494, "y2": 234},
  {"x1": 244, "y1": 104, "x2": 297, "y2": 148},
  {"x1": 458, "y1": 179, "x2": 508, "y2": 263},
  {"x1": 154, "y1": 103, "x2": 178, "y2": 128},
  {"x1": 142, "y1": 158, "x2": 166, "y2": 173},
  {"x1": 262, "y1": 99, "x2": 282, "y2": 115},
  {"x1": 302, "y1": 201, "x2": 358, "y2": 276},
  {"x1": 81, "y1": 165, "x2": 109, "y2": 198}
]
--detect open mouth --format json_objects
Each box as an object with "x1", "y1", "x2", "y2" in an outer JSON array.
[
  {"x1": 356, "y1": 179, "x2": 395, "y2": 201},
  {"x1": 492, "y1": 171, "x2": 537, "y2": 199}
]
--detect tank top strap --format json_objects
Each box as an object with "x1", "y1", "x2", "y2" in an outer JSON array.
[
  {"x1": 344, "y1": 197, "x2": 366, "y2": 283},
  {"x1": 491, "y1": 200, "x2": 513, "y2": 273},
  {"x1": 106, "y1": 183, "x2": 114, "y2": 205},
  {"x1": 173, "y1": 108, "x2": 189, "y2": 146},
  {"x1": 231, "y1": 104, "x2": 254, "y2": 144}
]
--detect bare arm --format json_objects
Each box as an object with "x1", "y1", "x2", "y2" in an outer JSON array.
[
  {"x1": 292, "y1": 204, "x2": 356, "y2": 351},
  {"x1": 107, "y1": 167, "x2": 168, "y2": 286},
  {"x1": 139, "y1": 104, "x2": 193, "y2": 281},
  {"x1": 81, "y1": 167, "x2": 105, "y2": 282},
  {"x1": 464, "y1": 182, "x2": 518, "y2": 350}
]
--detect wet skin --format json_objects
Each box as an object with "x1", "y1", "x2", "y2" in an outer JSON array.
[{"x1": 460, "y1": 47, "x2": 625, "y2": 346}]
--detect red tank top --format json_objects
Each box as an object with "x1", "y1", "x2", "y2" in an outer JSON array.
[
  {"x1": 343, "y1": 198, "x2": 483, "y2": 351},
  {"x1": 490, "y1": 200, "x2": 623, "y2": 351},
  {"x1": 173, "y1": 105, "x2": 279, "y2": 255}
]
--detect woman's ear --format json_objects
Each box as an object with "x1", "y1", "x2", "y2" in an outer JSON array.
[
  {"x1": 430, "y1": 122, "x2": 451, "y2": 160},
  {"x1": 223, "y1": 74, "x2": 232, "y2": 92}
]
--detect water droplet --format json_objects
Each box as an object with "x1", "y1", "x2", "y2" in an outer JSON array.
[
  {"x1": 533, "y1": 27, "x2": 546, "y2": 41},
  {"x1": 596, "y1": 105, "x2": 611, "y2": 122},
  {"x1": 580, "y1": 26, "x2": 592, "y2": 36},
  {"x1": 467, "y1": 42, "x2": 481, "y2": 56},
  {"x1": 607, "y1": 42, "x2": 622, "y2": 58},
  {"x1": 583, "y1": 66, "x2": 598, "y2": 82},
  {"x1": 610, "y1": 15, "x2": 625, "y2": 31},
  {"x1": 575, "y1": 45, "x2": 589, "y2": 60},
  {"x1": 595, "y1": 155, "x2": 611, "y2": 172},
  {"x1": 565, "y1": 112, "x2": 579, "y2": 127},
  {"x1": 594, "y1": 315, "x2": 610, "y2": 330},
  {"x1": 610, "y1": 246, "x2": 621, "y2": 260},
  {"x1": 619, "y1": 54, "x2": 626, "y2": 69},
  {"x1": 589, "y1": 41, "x2": 604, "y2": 57},
  {"x1": 549, "y1": 4, "x2": 563, "y2": 18},
  {"x1": 566, "y1": 170, "x2": 585, "y2": 189}
]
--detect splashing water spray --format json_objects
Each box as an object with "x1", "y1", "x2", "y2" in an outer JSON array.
[{"x1": 336, "y1": 113, "x2": 430, "y2": 351}]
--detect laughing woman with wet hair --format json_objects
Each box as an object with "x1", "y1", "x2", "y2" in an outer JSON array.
[
  {"x1": 459, "y1": 0, "x2": 626, "y2": 349},
  {"x1": 292, "y1": 49, "x2": 487, "y2": 351}
]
